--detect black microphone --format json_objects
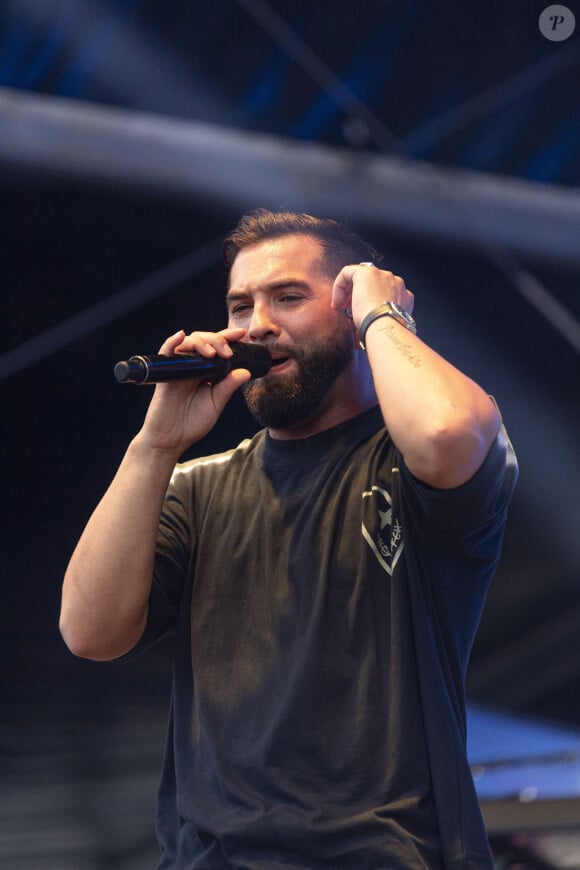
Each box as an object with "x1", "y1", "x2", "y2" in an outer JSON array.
[{"x1": 114, "y1": 342, "x2": 272, "y2": 385}]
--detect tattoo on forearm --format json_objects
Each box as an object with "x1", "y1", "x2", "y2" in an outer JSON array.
[{"x1": 377, "y1": 321, "x2": 422, "y2": 368}]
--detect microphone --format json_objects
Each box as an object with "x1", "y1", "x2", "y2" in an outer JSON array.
[{"x1": 114, "y1": 342, "x2": 272, "y2": 385}]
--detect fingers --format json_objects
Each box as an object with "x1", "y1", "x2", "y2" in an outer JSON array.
[
  {"x1": 158, "y1": 329, "x2": 187, "y2": 356},
  {"x1": 331, "y1": 264, "x2": 359, "y2": 309},
  {"x1": 158, "y1": 327, "x2": 247, "y2": 357},
  {"x1": 155, "y1": 326, "x2": 252, "y2": 408},
  {"x1": 331, "y1": 264, "x2": 414, "y2": 320},
  {"x1": 332, "y1": 264, "x2": 410, "y2": 303},
  {"x1": 210, "y1": 366, "x2": 252, "y2": 410}
]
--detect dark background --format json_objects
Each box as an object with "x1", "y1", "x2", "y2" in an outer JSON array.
[{"x1": 1, "y1": 2, "x2": 580, "y2": 867}]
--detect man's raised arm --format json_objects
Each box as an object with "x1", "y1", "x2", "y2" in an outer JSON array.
[
  {"x1": 59, "y1": 328, "x2": 250, "y2": 660},
  {"x1": 333, "y1": 265, "x2": 500, "y2": 490}
]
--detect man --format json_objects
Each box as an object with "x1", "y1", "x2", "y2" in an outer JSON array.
[{"x1": 60, "y1": 210, "x2": 517, "y2": 869}]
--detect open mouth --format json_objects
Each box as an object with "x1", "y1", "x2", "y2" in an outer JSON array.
[{"x1": 269, "y1": 355, "x2": 292, "y2": 373}]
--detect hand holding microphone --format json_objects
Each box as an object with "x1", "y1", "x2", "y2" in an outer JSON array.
[{"x1": 122, "y1": 328, "x2": 268, "y2": 457}]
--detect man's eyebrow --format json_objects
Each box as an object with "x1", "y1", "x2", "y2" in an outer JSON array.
[
  {"x1": 226, "y1": 279, "x2": 311, "y2": 303},
  {"x1": 225, "y1": 290, "x2": 247, "y2": 304}
]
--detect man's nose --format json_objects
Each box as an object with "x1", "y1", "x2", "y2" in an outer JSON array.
[{"x1": 248, "y1": 304, "x2": 280, "y2": 340}]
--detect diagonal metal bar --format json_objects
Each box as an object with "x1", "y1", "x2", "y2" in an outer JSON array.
[
  {"x1": 236, "y1": 0, "x2": 401, "y2": 152},
  {"x1": 406, "y1": 40, "x2": 580, "y2": 153},
  {"x1": 490, "y1": 248, "x2": 580, "y2": 353},
  {"x1": 0, "y1": 238, "x2": 222, "y2": 381}
]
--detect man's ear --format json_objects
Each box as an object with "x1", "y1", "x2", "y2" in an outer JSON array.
[{"x1": 345, "y1": 308, "x2": 360, "y2": 341}]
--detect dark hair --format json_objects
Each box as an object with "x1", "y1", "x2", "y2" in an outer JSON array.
[{"x1": 223, "y1": 208, "x2": 381, "y2": 278}]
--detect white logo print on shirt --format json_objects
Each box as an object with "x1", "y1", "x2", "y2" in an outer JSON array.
[{"x1": 361, "y1": 485, "x2": 404, "y2": 575}]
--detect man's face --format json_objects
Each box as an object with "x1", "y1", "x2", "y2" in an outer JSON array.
[{"x1": 226, "y1": 234, "x2": 355, "y2": 430}]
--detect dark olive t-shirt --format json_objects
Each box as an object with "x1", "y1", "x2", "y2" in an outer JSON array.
[{"x1": 133, "y1": 406, "x2": 517, "y2": 869}]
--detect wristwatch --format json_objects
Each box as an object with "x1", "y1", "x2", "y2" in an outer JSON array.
[{"x1": 359, "y1": 301, "x2": 417, "y2": 349}]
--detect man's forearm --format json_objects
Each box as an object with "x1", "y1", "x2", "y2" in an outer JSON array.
[
  {"x1": 364, "y1": 317, "x2": 500, "y2": 489},
  {"x1": 59, "y1": 435, "x2": 179, "y2": 661}
]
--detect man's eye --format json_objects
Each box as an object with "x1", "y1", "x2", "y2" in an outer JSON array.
[
  {"x1": 230, "y1": 303, "x2": 251, "y2": 315},
  {"x1": 279, "y1": 294, "x2": 302, "y2": 304}
]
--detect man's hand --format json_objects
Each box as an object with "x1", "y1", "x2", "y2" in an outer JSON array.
[
  {"x1": 137, "y1": 327, "x2": 252, "y2": 458},
  {"x1": 331, "y1": 263, "x2": 414, "y2": 332}
]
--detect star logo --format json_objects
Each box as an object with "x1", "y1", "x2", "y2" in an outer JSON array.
[
  {"x1": 378, "y1": 506, "x2": 391, "y2": 529},
  {"x1": 361, "y1": 485, "x2": 404, "y2": 575}
]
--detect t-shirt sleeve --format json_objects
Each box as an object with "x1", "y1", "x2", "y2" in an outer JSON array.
[
  {"x1": 398, "y1": 421, "x2": 518, "y2": 536},
  {"x1": 395, "y1": 421, "x2": 518, "y2": 666}
]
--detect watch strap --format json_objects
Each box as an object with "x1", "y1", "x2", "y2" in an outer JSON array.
[{"x1": 358, "y1": 302, "x2": 417, "y2": 349}]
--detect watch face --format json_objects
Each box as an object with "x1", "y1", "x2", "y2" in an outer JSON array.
[{"x1": 391, "y1": 301, "x2": 415, "y2": 326}]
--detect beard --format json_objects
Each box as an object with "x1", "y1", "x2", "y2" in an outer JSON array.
[{"x1": 242, "y1": 324, "x2": 355, "y2": 429}]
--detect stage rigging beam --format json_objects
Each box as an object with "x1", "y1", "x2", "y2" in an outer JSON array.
[{"x1": 1, "y1": 87, "x2": 580, "y2": 269}]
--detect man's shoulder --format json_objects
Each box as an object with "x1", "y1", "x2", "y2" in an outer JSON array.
[{"x1": 171, "y1": 430, "x2": 266, "y2": 484}]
